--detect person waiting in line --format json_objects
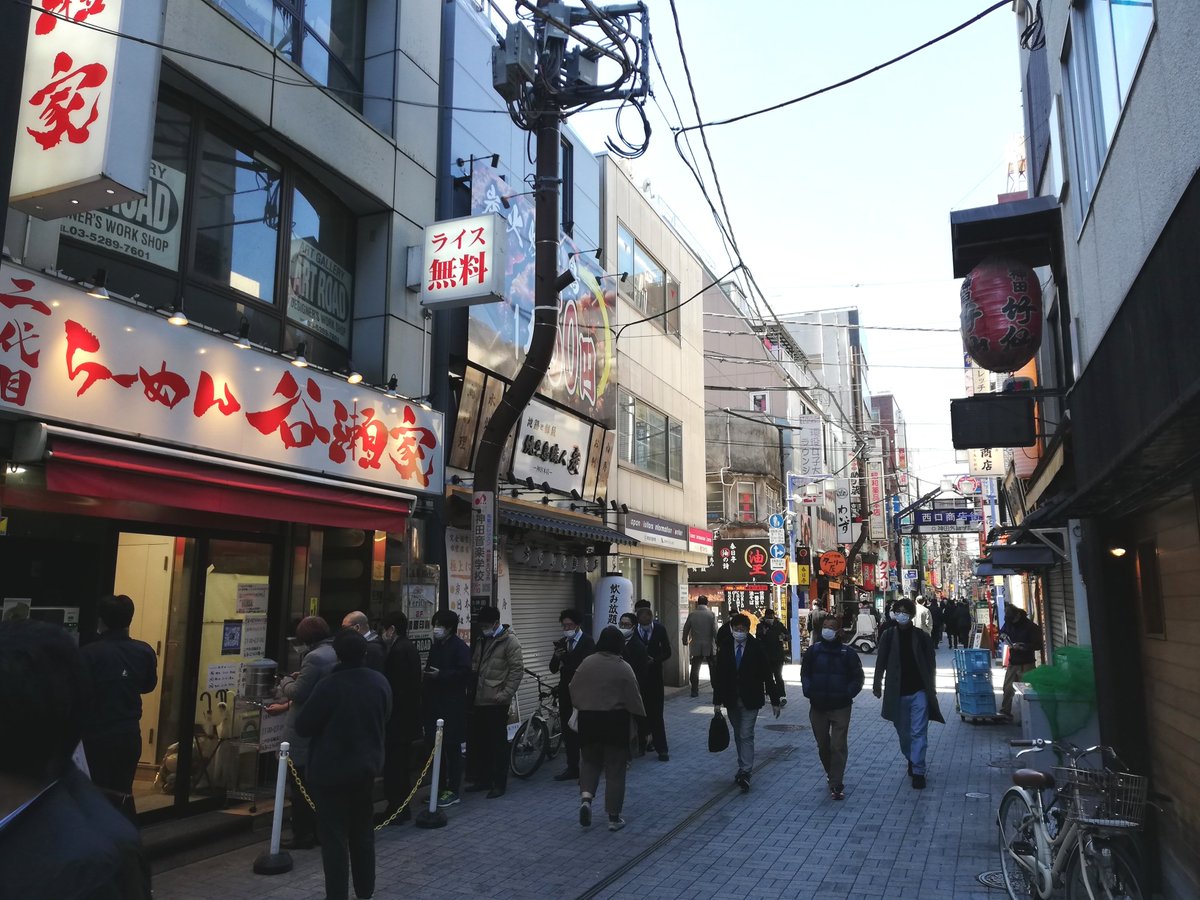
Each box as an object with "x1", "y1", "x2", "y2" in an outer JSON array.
[
  {"x1": 78, "y1": 593, "x2": 158, "y2": 820},
  {"x1": 549, "y1": 609, "x2": 595, "y2": 783},
  {"x1": 570, "y1": 626, "x2": 646, "y2": 832},
  {"x1": 295, "y1": 628, "x2": 391, "y2": 900},
  {"x1": 998, "y1": 603, "x2": 1043, "y2": 720},
  {"x1": 756, "y1": 606, "x2": 789, "y2": 706},
  {"x1": 633, "y1": 600, "x2": 672, "y2": 761},
  {"x1": 0, "y1": 620, "x2": 153, "y2": 900},
  {"x1": 801, "y1": 614, "x2": 864, "y2": 801},
  {"x1": 272, "y1": 616, "x2": 336, "y2": 850},
  {"x1": 466, "y1": 606, "x2": 523, "y2": 798},
  {"x1": 342, "y1": 611, "x2": 386, "y2": 671},
  {"x1": 681, "y1": 595, "x2": 717, "y2": 699},
  {"x1": 617, "y1": 612, "x2": 648, "y2": 682},
  {"x1": 873, "y1": 597, "x2": 944, "y2": 789},
  {"x1": 423, "y1": 609, "x2": 471, "y2": 809},
  {"x1": 379, "y1": 612, "x2": 422, "y2": 825},
  {"x1": 712, "y1": 613, "x2": 782, "y2": 792}
]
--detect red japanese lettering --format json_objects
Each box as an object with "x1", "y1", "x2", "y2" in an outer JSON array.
[
  {"x1": 138, "y1": 362, "x2": 191, "y2": 409},
  {"x1": 193, "y1": 371, "x2": 241, "y2": 418},
  {"x1": 458, "y1": 251, "x2": 488, "y2": 285},
  {"x1": 0, "y1": 365, "x2": 32, "y2": 406},
  {"x1": 63, "y1": 319, "x2": 136, "y2": 397},
  {"x1": 0, "y1": 320, "x2": 41, "y2": 368},
  {"x1": 329, "y1": 401, "x2": 389, "y2": 470},
  {"x1": 0, "y1": 278, "x2": 52, "y2": 317},
  {"x1": 388, "y1": 406, "x2": 438, "y2": 487},
  {"x1": 245, "y1": 372, "x2": 330, "y2": 449},
  {"x1": 35, "y1": 0, "x2": 105, "y2": 35},
  {"x1": 26, "y1": 51, "x2": 108, "y2": 150}
]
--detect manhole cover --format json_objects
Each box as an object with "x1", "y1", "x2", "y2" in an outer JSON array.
[
  {"x1": 977, "y1": 871, "x2": 1007, "y2": 889},
  {"x1": 965, "y1": 792, "x2": 991, "y2": 800},
  {"x1": 764, "y1": 724, "x2": 807, "y2": 732}
]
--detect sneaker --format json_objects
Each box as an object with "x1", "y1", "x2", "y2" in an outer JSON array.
[
  {"x1": 437, "y1": 791, "x2": 460, "y2": 808},
  {"x1": 912, "y1": 774, "x2": 926, "y2": 790},
  {"x1": 690, "y1": 690, "x2": 699, "y2": 698},
  {"x1": 831, "y1": 784, "x2": 845, "y2": 801},
  {"x1": 579, "y1": 797, "x2": 592, "y2": 827},
  {"x1": 608, "y1": 815, "x2": 626, "y2": 832},
  {"x1": 657, "y1": 753, "x2": 670, "y2": 762},
  {"x1": 736, "y1": 773, "x2": 751, "y2": 793}
]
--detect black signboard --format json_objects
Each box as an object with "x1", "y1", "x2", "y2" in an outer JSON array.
[{"x1": 690, "y1": 538, "x2": 773, "y2": 584}]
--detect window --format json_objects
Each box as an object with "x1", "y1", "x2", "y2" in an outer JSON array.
[
  {"x1": 287, "y1": 175, "x2": 356, "y2": 349},
  {"x1": 560, "y1": 138, "x2": 574, "y2": 236},
  {"x1": 735, "y1": 482, "x2": 756, "y2": 523},
  {"x1": 615, "y1": 222, "x2": 679, "y2": 335},
  {"x1": 209, "y1": 0, "x2": 367, "y2": 110},
  {"x1": 1134, "y1": 539, "x2": 1164, "y2": 638},
  {"x1": 706, "y1": 480, "x2": 724, "y2": 522},
  {"x1": 616, "y1": 224, "x2": 634, "y2": 298},
  {"x1": 752, "y1": 393, "x2": 768, "y2": 413},
  {"x1": 618, "y1": 390, "x2": 684, "y2": 482}
]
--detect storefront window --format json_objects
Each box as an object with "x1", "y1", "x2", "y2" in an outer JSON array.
[
  {"x1": 619, "y1": 390, "x2": 684, "y2": 482},
  {"x1": 287, "y1": 176, "x2": 355, "y2": 349}
]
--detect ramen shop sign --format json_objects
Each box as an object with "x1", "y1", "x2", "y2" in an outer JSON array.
[{"x1": 419, "y1": 214, "x2": 507, "y2": 310}]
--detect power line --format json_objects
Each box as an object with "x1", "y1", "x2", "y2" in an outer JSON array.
[{"x1": 702, "y1": 314, "x2": 958, "y2": 334}]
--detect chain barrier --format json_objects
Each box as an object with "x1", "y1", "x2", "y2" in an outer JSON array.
[{"x1": 284, "y1": 747, "x2": 437, "y2": 831}]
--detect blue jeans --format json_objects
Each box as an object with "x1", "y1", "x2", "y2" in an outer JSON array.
[
  {"x1": 726, "y1": 699, "x2": 758, "y2": 775},
  {"x1": 895, "y1": 691, "x2": 929, "y2": 776}
]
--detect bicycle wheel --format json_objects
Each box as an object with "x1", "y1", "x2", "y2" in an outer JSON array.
[
  {"x1": 998, "y1": 789, "x2": 1041, "y2": 899},
  {"x1": 1066, "y1": 836, "x2": 1145, "y2": 900},
  {"x1": 547, "y1": 712, "x2": 563, "y2": 757},
  {"x1": 510, "y1": 719, "x2": 548, "y2": 778}
]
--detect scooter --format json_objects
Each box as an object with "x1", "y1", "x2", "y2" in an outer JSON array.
[{"x1": 847, "y1": 613, "x2": 878, "y2": 654}]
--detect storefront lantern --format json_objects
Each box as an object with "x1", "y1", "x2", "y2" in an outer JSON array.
[
  {"x1": 960, "y1": 257, "x2": 1043, "y2": 373},
  {"x1": 593, "y1": 573, "x2": 633, "y2": 640}
]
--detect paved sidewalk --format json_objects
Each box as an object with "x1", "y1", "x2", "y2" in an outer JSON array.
[{"x1": 153, "y1": 646, "x2": 1019, "y2": 900}]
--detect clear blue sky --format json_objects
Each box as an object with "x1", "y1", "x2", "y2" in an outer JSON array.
[{"x1": 571, "y1": 0, "x2": 1025, "y2": 485}]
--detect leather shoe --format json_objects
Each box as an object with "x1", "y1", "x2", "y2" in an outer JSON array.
[
  {"x1": 554, "y1": 769, "x2": 580, "y2": 782},
  {"x1": 657, "y1": 753, "x2": 669, "y2": 762},
  {"x1": 464, "y1": 783, "x2": 491, "y2": 793},
  {"x1": 912, "y1": 774, "x2": 927, "y2": 789},
  {"x1": 486, "y1": 788, "x2": 506, "y2": 799}
]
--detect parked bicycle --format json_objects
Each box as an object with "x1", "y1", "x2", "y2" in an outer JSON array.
[
  {"x1": 509, "y1": 668, "x2": 564, "y2": 778},
  {"x1": 998, "y1": 738, "x2": 1148, "y2": 900}
]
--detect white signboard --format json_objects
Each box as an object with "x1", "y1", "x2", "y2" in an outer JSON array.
[
  {"x1": 834, "y1": 478, "x2": 853, "y2": 544},
  {"x1": 446, "y1": 527, "x2": 473, "y2": 644},
  {"x1": 420, "y1": 213, "x2": 508, "y2": 310},
  {"x1": 0, "y1": 264, "x2": 444, "y2": 495},
  {"x1": 206, "y1": 662, "x2": 240, "y2": 691},
  {"x1": 11, "y1": 0, "x2": 165, "y2": 219},
  {"x1": 236, "y1": 583, "x2": 269, "y2": 615},
  {"x1": 510, "y1": 397, "x2": 589, "y2": 496},
  {"x1": 868, "y1": 460, "x2": 887, "y2": 541},
  {"x1": 59, "y1": 160, "x2": 185, "y2": 269},
  {"x1": 241, "y1": 615, "x2": 267, "y2": 660},
  {"x1": 969, "y1": 446, "x2": 1003, "y2": 477},
  {"x1": 471, "y1": 491, "x2": 495, "y2": 598},
  {"x1": 258, "y1": 710, "x2": 287, "y2": 754},
  {"x1": 796, "y1": 415, "x2": 824, "y2": 477},
  {"x1": 287, "y1": 239, "x2": 353, "y2": 349}
]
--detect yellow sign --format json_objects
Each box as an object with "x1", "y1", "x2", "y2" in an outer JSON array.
[
  {"x1": 0, "y1": 516, "x2": 7, "y2": 536},
  {"x1": 796, "y1": 565, "x2": 810, "y2": 585}
]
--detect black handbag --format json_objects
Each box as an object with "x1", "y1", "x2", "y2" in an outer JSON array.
[{"x1": 708, "y1": 710, "x2": 730, "y2": 752}]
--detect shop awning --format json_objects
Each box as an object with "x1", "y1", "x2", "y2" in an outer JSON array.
[
  {"x1": 45, "y1": 434, "x2": 411, "y2": 533},
  {"x1": 500, "y1": 507, "x2": 638, "y2": 546},
  {"x1": 949, "y1": 195, "x2": 1063, "y2": 278}
]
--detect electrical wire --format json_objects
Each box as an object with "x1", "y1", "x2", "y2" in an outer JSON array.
[{"x1": 614, "y1": 264, "x2": 741, "y2": 344}]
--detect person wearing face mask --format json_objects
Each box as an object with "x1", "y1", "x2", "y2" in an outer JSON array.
[
  {"x1": 617, "y1": 612, "x2": 649, "y2": 682},
  {"x1": 712, "y1": 614, "x2": 782, "y2": 792},
  {"x1": 682, "y1": 596, "x2": 717, "y2": 699},
  {"x1": 549, "y1": 609, "x2": 596, "y2": 782},
  {"x1": 633, "y1": 600, "x2": 672, "y2": 761},
  {"x1": 466, "y1": 606, "x2": 523, "y2": 798},
  {"x1": 379, "y1": 612, "x2": 421, "y2": 824},
  {"x1": 756, "y1": 606, "x2": 789, "y2": 706},
  {"x1": 872, "y1": 597, "x2": 944, "y2": 789},
  {"x1": 800, "y1": 615, "x2": 864, "y2": 800},
  {"x1": 275, "y1": 616, "x2": 336, "y2": 850},
  {"x1": 422, "y1": 610, "x2": 471, "y2": 808}
]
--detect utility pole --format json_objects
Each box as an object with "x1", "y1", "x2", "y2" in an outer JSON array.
[{"x1": 0, "y1": 2, "x2": 32, "y2": 257}]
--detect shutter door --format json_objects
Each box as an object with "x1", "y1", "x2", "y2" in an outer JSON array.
[
  {"x1": 1045, "y1": 560, "x2": 1078, "y2": 650},
  {"x1": 508, "y1": 564, "x2": 576, "y2": 723}
]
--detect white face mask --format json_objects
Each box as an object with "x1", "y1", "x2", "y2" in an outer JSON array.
[
  {"x1": 432, "y1": 626, "x2": 447, "y2": 640},
  {"x1": 894, "y1": 613, "x2": 912, "y2": 626},
  {"x1": 562, "y1": 628, "x2": 578, "y2": 640},
  {"x1": 821, "y1": 628, "x2": 838, "y2": 642},
  {"x1": 482, "y1": 624, "x2": 498, "y2": 637},
  {"x1": 731, "y1": 629, "x2": 748, "y2": 643},
  {"x1": 618, "y1": 627, "x2": 633, "y2": 638}
]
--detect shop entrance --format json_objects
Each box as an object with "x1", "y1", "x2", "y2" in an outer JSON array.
[{"x1": 113, "y1": 532, "x2": 275, "y2": 819}]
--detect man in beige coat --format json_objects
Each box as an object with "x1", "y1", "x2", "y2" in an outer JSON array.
[
  {"x1": 682, "y1": 596, "x2": 717, "y2": 698},
  {"x1": 466, "y1": 606, "x2": 523, "y2": 799}
]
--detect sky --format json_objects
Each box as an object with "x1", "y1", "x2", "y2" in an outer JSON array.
[{"x1": 567, "y1": 0, "x2": 1025, "y2": 487}]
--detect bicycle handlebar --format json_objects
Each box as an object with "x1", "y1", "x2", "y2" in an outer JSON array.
[{"x1": 1010, "y1": 739, "x2": 1126, "y2": 770}]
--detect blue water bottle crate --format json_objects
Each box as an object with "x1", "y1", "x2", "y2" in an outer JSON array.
[
  {"x1": 957, "y1": 673, "x2": 995, "y2": 695},
  {"x1": 958, "y1": 691, "x2": 998, "y2": 716}
]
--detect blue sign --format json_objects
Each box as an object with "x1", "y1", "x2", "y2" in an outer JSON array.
[
  {"x1": 771, "y1": 569, "x2": 787, "y2": 585},
  {"x1": 769, "y1": 544, "x2": 787, "y2": 559},
  {"x1": 912, "y1": 509, "x2": 982, "y2": 533},
  {"x1": 768, "y1": 513, "x2": 785, "y2": 529}
]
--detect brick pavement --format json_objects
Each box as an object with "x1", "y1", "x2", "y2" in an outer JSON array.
[{"x1": 152, "y1": 646, "x2": 1019, "y2": 900}]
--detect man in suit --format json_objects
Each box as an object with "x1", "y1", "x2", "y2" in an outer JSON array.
[
  {"x1": 549, "y1": 609, "x2": 596, "y2": 781},
  {"x1": 713, "y1": 613, "x2": 782, "y2": 792},
  {"x1": 380, "y1": 612, "x2": 422, "y2": 824},
  {"x1": 682, "y1": 596, "x2": 717, "y2": 699},
  {"x1": 633, "y1": 600, "x2": 672, "y2": 761},
  {"x1": 756, "y1": 606, "x2": 789, "y2": 705},
  {"x1": 342, "y1": 610, "x2": 386, "y2": 671}
]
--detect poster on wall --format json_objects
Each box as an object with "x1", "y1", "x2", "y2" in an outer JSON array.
[
  {"x1": 236, "y1": 583, "x2": 269, "y2": 614},
  {"x1": 403, "y1": 582, "x2": 437, "y2": 658},
  {"x1": 286, "y1": 239, "x2": 353, "y2": 349},
  {"x1": 446, "y1": 527, "x2": 472, "y2": 644},
  {"x1": 221, "y1": 620, "x2": 242, "y2": 655},
  {"x1": 241, "y1": 615, "x2": 267, "y2": 660}
]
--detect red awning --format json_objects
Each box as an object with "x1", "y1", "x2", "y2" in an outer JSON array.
[{"x1": 45, "y1": 437, "x2": 409, "y2": 533}]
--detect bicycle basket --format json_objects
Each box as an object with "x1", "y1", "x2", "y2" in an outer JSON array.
[{"x1": 1054, "y1": 767, "x2": 1147, "y2": 829}]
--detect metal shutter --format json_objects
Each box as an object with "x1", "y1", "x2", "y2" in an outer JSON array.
[
  {"x1": 1046, "y1": 560, "x2": 1078, "y2": 650},
  {"x1": 508, "y1": 564, "x2": 577, "y2": 722}
]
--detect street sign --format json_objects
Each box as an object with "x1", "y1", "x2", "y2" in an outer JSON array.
[
  {"x1": 903, "y1": 568, "x2": 918, "y2": 581},
  {"x1": 770, "y1": 558, "x2": 786, "y2": 570},
  {"x1": 771, "y1": 569, "x2": 786, "y2": 585},
  {"x1": 910, "y1": 508, "x2": 983, "y2": 534},
  {"x1": 471, "y1": 491, "x2": 495, "y2": 597},
  {"x1": 819, "y1": 550, "x2": 847, "y2": 577},
  {"x1": 769, "y1": 544, "x2": 787, "y2": 559},
  {"x1": 768, "y1": 527, "x2": 785, "y2": 544},
  {"x1": 768, "y1": 513, "x2": 785, "y2": 529}
]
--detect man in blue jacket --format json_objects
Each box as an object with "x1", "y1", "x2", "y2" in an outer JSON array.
[{"x1": 801, "y1": 614, "x2": 864, "y2": 800}]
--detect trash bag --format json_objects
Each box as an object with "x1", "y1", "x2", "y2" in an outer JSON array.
[
  {"x1": 1024, "y1": 646, "x2": 1096, "y2": 739},
  {"x1": 708, "y1": 710, "x2": 730, "y2": 753}
]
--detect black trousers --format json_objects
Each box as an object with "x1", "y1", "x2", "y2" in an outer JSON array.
[
  {"x1": 767, "y1": 661, "x2": 787, "y2": 698},
  {"x1": 689, "y1": 655, "x2": 713, "y2": 693},
  {"x1": 559, "y1": 690, "x2": 580, "y2": 772},
  {"x1": 382, "y1": 740, "x2": 412, "y2": 814},
  {"x1": 637, "y1": 675, "x2": 667, "y2": 753},
  {"x1": 468, "y1": 704, "x2": 509, "y2": 790},
  {"x1": 83, "y1": 732, "x2": 141, "y2": 820},
  {"x1": 290, "y1": 762, "x2": 317, "y2": 840},
  {"x1": 313, "y1": 779, "x2": 376, "y2": 900}
]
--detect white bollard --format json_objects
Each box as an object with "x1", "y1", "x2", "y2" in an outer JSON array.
[
  {"x1": 416, "y1": 719, "x2": 448, "y2": 829},
  {"x1": 253, "y1": 740, "x2": 294, "y2": 875}
]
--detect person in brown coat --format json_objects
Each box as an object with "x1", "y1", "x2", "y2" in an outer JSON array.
[{"x1": 568, "y1": 626, "x2": 646, "y2": 832}]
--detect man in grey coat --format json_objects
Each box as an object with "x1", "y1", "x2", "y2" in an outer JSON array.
[
  {"x1": 872, "y1": 597, "x2": 944, "y2": 789},
  {"x1": 681, "y1": 596, "x2": 717, "y2": 698}
]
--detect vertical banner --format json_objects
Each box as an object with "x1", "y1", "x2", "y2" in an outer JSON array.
[
  {"x1": 868, "y1": 460, "x2": 886, "y2": 541},
  {"x1": 834, "y1": 478, "x2": 853, "y2": 544},
  {"x1": 796, "y1": 415, "x2": 824, "y2": 476}
]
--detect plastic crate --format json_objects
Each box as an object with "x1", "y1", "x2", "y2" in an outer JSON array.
[
  {"x1": 958, "y1": 691, "x2": 997, "y2": 716},
  {"x1": 959, "y1": 649, "x2": 992, "y2": 673},
  {"x1": 957, "y1": 675, "x2": 996, "y2": 696}
]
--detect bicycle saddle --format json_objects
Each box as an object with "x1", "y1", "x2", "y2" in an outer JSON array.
[{"x1": 1013, "y1": 768, "x2": 1055, "y2": 790}]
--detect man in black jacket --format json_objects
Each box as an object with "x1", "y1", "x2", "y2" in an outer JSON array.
[
  {"x1": 999, "y1": 603, "x2": 1043, "y2": 719},
  {"x1": 79, "y1": 594, "x2": 158, "y2": 819},
  {"x1": 634, "y1": 600, "x2": 672, "y2": 761},
  {"x1": 756, "y1": 606, "x2": 789, "y2": 705},
  {"x1": 423, "y1": 610, "x2": 471, "y2": 808},
  {"x1": 380, "y1": 612, "x2": 422, "y2": 824},
  {"x1": 801, "y1": 614, "x2": 864, "y2": 800},
  {"x1": 713, "y1": 613, "x2": 782, "y2": 792},
  {"x1": 296, "y1": 628, "x2": 392, "y2": 900},
  {"x1": 549, "y1": 609, "x2": 596, "y2": 781},
  {"x1": 342, "y1": 610, "x2": 386, "y2": 671}
]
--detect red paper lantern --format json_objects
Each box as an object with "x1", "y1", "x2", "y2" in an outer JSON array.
[{"x1": 960, "y1": 257, "x2": 1043, "y2": 372}]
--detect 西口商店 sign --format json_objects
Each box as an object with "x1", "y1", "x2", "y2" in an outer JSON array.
[
  {"x1": 419, "y1": 213, "x2": 507, "y2": 310},
  {"x1": 0, "y1": 264, "x2": 444, "y2": 495}
]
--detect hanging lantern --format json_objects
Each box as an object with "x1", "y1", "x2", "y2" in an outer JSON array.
[{"x1": 960, "y1": 257, "x2": 1043, "y2": 373}]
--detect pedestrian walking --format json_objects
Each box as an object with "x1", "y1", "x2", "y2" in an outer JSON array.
[
  {"x1": 380, "y1": 612, "x2": 422, "y2": 824},
  {"x1": 712, "y1": 613, "x2": 782, "y2": 792},
  {"x1": 633, "y1": 600, "x2": 672, "y2": 761},
  {"x1": 954, "y1": 599, "x2": 973, "y2": 649},
  {"x1": 756, "y1": 606, "x2": 788, "y2": 704},
  {"x1": 931, "y1": 599, "x2": 945, "y2": 648},
  {"x1": 872, "y1": 598, "x2": 944, "y2": 789},
  {"x1": 0, "y1": 620, "x2": 152, "y2": 900},
  {"x1": 999, "y1": 603, "x2": 1044, "y2": 719},
  {"x1": 912, "y1": 592, "x2": 933, "y2": 637},
  {"x1": 617, "y1": 612, "x2": 648, "y2": 680},
  {"x1": 569, "y1": 626, "x2": 646, "y2": 832},
  {"x1": 801, "y1": 614, "x2": 864, "y2": 801},
  {"x1": 423, "y1": 609, "x2": 471, "y2": 809},
  {"x1": 549, "y1": 609, "x2": 595, "y2": 782},
  {"x1": 295, "y1": 628, "x2": 392, "y2": 900},
  {"x1": 78, "y1": 593, "x2": 158, "y2": 820},
  {"x1": 681, "y1": 595, "x2": 717, "y2": 698},
  {"x1": 273, "y1": 616, "x2": 336, "y2": 850},
  {"x1": 342, "y1": 611, "x2": 386, "y2": 671},
  {"x1": 466, "y1": 606, "x2": 523, "y2": 798}
]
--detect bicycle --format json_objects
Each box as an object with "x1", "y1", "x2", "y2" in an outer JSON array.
[
  {"x1": 998, "y1": 738, "x2": 1148, "y2": 900},
  {"x1": 509, "y1": 668, "x2": 563, "y2": 778}
]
